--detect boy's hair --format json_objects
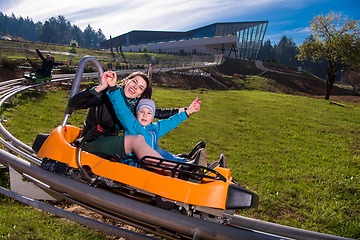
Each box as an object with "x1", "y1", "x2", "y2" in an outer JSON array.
[
  {"x1": 120, "y1": 72, "x2": 152, "y2": 99},
  {"x1": 136, "y1": 99, "x2": 156, "y2": 121}
]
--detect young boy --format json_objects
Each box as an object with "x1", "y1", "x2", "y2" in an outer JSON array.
[
  {"x1": 105, "y1": 71, "x2": 225, "y2": 169},
  {"x1": 107, "y1": 91, "x2": 202, "y2": 164}
]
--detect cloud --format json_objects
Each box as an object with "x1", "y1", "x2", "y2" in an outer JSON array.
[
  {"x1": 2, "y1": 0, "x2": 351, "y2": 45},
  {"x1": 2, "y1": 0, "x2": 286, "y2": 37}
]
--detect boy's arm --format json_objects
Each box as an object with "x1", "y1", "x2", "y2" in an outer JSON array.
[
  {"x1": 155, "y1": 111, "x2": 188, "y2": 139},
  {"x1": 106, "y1": 89, "x2": 146, "y2": 136},
  {"x1": 156, "y1": 97, "x2": 201, "y2": 138}
]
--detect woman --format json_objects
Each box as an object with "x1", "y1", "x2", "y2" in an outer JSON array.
[
  {"x1": 34, "y1": 43, "x2": 64, "y2": 78},
  {"x1": 68, "y1": 71, "x2": 192, "y2": 162}
]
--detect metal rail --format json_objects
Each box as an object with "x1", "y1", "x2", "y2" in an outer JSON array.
[{"x1": 0, "y1": 66, "x2": 351, "y2": 239}]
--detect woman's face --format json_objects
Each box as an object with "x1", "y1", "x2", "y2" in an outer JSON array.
[{"x1": 123, "y1": 76, "x2": 147, "y2": 99}]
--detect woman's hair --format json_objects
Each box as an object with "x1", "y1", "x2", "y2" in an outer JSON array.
[{"x1": 120, "y1": 72, "x2": 152, "y2": 99}]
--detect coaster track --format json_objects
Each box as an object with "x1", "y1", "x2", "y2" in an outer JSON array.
[{"x1": 0, "y1": 70, "x2": 350, "y2": 240}]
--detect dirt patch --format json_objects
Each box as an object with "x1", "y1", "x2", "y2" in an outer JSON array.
[
  {"x1": 1, "y1": 66, "x2": 359, "y2": 105},
  {"x1": 50, "y1": 200, "x2": 155, "y2": 239},
  {"x1": 151, "y1": 70, "x2": 232, "y2": 90},
  {"x1": 0, "y1": 67, "x2": 26, "y2": 81}
]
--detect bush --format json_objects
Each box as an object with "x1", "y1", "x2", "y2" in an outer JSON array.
[
  {"x1": 59, "y1": 65, "x2": 76, "y2": 74},
  {"x1": 26, "y1": 57, "x2": 41, "y2": 70},
  {"x1": 84, "y1": 65, "x2": 96, "y2": 73},
  {"x1": 0, "y1": 57, "x2": 23, "y2": 70}
]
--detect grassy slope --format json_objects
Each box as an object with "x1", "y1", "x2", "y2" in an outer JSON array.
[
  {"x1": 153, "y1": 88, "x2": 360, "y2": 238},
  {"x1": 0, "y1": 39, "x2": 199, "y2": 70},
  {"x1": 0, "y1": 41, "x2": 359, "y2": 239},
  {"x1": 1, "y1": 86, "x2": 359, "y2": 239}
]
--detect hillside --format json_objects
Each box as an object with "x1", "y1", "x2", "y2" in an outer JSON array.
[
  {"x1": 1, "y1": 56, "x2": 359, "y2": 105},
  {"x1": 151, "y1": 58, "x2": 360, "y2": 105}
]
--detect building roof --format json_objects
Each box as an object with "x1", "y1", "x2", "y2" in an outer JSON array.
[{"x1": 100, "y1": 21, "x2": 268, "y2": 61}]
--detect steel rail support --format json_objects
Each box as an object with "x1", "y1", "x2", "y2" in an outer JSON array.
[
  {"x1": 0, "y1": 149, "x2": 284, "y2": 240},
  {"x1": 0, "y1": 185, "x2": 156, "y2": 240}
]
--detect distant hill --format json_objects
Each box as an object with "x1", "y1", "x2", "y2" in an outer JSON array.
[{"x1": 153, "y1": 58, "x2": 357, "y2": 98}]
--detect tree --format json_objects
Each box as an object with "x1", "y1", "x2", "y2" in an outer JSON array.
[
  {"x1": 346, "y1": 70, "x2": 360, "y2": 92},
  {"x1": 110, "y1": 35, "x2": 115, "y2": 59},
  {"x1": 258, "y1": 39, "x2": 274, "y2": 61},
  {"x1": 142, "y1": 46, "x2": 148, "y2": 53},
  {"x1": 274, "y1": 35, "x2": 299, "y2": 66},
  {"x1": 1, "y1": 24, "x2": 8, "y2": 35},
  {"x1": 56, "y1": 15, "x2": 71, "y2": 44},
  {"x1": 297, "y1": 12, "x2": 360, "y2": 100},
  {"x1": 40, "y1": 17, "x2": 58, "y2": 43},
  {"x1": 84, "y1": 24, "x2": 96, "y2": 48}
]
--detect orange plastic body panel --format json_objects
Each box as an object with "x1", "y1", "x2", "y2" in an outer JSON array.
[{"x1": 37, "y1": 125, "x2": 233, "y2": 209}]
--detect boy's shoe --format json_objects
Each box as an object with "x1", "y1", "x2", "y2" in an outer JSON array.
[
  {"x1": 207, "y1": 161, "x2": 220, "y2": 170},
  {"x1": 186, "y1": 148, "x2": 207, "y2": 166},
  {"x1": 199, "y1": 160, "x2": 220, "y2": 176},
  {"x1": 194, "y1": 148, "x2": 207, "y2": 167},
  {"x1": 218, "y1": 154, "x2": 228, "y2": 168}
]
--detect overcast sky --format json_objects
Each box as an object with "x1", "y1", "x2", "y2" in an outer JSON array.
[{"x1": 1, "y1": 0, "x2": 359, "y2": 45}]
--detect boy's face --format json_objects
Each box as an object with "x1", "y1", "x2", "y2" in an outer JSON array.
[{"x1": 136, "y1": 107, "x2": 153, "y2": 126}]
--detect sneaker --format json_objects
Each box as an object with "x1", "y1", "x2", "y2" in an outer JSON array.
[
  {"x1": 218, "y1": 154, "x2": 228, "y2": 168},
  {"x1": 207, "y1": 161, "x2": 220, "y2": 170},
  {"x1": 195, "y1": 148, "x2": 207, "y2": 167},
  {"x1": 199, "y1": 160, "x2": 220, "y2": 176}
]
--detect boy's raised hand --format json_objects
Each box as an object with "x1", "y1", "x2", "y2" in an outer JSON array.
[
  {"x1": 103, "y1": 71, "x2": 117, "y2": 87},
  {"x1": 186, "y1": 97, "x2": 202, "y2": 116}
]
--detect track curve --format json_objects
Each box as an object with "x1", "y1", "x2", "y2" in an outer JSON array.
[{"x1": 0, "y1": 73, "x2": 351, "y2": 240}]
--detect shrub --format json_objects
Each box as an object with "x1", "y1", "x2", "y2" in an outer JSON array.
[
  {"x1": 26, "y1": 57, "x2": 41, "y2": 70},
  {"x1": 59, "y1": 65, "x2": 76, "y2": 74},
  {"x1": 0, "y1": 57, "x2": 23, "y2": 70},
  {"x1": 84, "y1": 65, "x2": 96, "y2": 73}
]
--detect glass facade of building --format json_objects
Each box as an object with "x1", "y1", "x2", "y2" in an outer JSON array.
[
  {"x1": 190, "y1": 21, "x2": 268, "y2": 60},
  {"x1": 100, "y1": 21, "x2": 268, "y2": 61}
]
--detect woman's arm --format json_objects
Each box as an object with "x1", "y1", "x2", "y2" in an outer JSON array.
[
  {"x1": 155, "y1": 108, "x2": 180, "y2": 119},
  {"x1": 68, "y1": 87, "x2": 105, "y2": 109},
  {"x1": 155, "y1": 107, "x2": 194, "y2": 119},
  {"x1": 68, "y1": 72, "x2": 110, "y2": 109},
  {"x1": 36, "y1": 48, "x2": 45, "y2": 61}
]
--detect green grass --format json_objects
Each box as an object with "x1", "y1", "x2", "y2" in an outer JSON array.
[
  {"x1": 0, "y1": 199, "x2": 106, "y2": 239},
  {"x1": 0, "y1": 39, "x2": 207, "y2": 70},
  {"x1": 1, "y1": 86, "x2": 358, "y2": 239}
]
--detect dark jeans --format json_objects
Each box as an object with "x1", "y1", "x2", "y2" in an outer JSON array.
[{"x1": 35, "y1": 67, "x2": 51, "y2": 77}]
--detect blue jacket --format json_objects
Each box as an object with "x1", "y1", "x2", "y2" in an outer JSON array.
[{"x1": 107, "y1": 88, "x2": 188, "y2": 150}]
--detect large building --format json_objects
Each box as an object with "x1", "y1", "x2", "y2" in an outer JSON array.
[{"x1": 100, "y1": 21, "x2": 268, "y2": 61}]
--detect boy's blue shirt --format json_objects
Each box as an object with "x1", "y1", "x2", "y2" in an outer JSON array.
[{"x1": 107, "y1": 88, "x2": 188, "y2": 150}]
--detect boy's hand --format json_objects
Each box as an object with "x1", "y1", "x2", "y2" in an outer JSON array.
[
  {"x1": 104, "y1": 71, "x2": 117, "y2": 87},
  {"x1": 95, "y1": 71, "x2": 117, "y2": 92},
  {"x1": 186, "y1": 97, "x2": 202, "y2": 115}
]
